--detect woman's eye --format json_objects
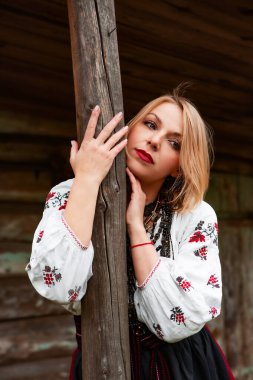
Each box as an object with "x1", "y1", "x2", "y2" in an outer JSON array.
[
  {"x1": 168, "y1": 140, "x2": 181, "y2": 151},
  {"x1": 144, "y1": 121, "x2": 156, "y2": 130}
]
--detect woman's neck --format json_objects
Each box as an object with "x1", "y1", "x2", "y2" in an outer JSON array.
[{"x1": 141, "y1": 180, "x2": 164, "y2": 205}]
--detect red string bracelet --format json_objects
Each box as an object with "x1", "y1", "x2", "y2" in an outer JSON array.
[{"x1": 131, "y1": 242, "x2": 154, "y2": 249}]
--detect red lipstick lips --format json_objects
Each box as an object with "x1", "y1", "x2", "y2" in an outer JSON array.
[{"x1": 135, "y1": 149, "x2": 154, "y2": 164}]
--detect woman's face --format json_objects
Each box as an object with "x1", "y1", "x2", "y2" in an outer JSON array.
[{"x1": 126, "y1": 102, "x2": 183, "y2": 185}]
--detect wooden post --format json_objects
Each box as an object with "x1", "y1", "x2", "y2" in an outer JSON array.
[{"x1": 67, "y1": 1, "x2": 131, "y2": 379}]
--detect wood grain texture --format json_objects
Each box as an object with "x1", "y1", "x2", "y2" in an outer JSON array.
[
  {"x1": 205, "y1": 173, "x2": 253, "y2": 378},
  {"x1": 0, "y1": 314, "x2": 75, "y2": 365},
  {"x1": 0, "y1": 1, "x2": 252, "y2": 378},
  {"x1": 1, "y1": 0, "x2": 253, "y2": 157},
  {"x1": 0, "y1": 356, "x2": 71, "y2": 380},
  {"x1": 67, "y1": 0, "x2": 130, "y2": 378},
  {"x1": 219, "y1": 221, "x2": 253, "y2": 379},
  {"x1": 0, "y1": 111, "x2": 75, "y2": 138},
  {"x1": 205, "y1": 172, "x2": 253, "y2": 215},
  {"x1": 0, "y1": 275, "x2": 67, "y2": 320}
]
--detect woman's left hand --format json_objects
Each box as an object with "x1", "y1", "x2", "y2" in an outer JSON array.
[{"x1": 126, "y1": 167, "x2": 146, "y2": 232}]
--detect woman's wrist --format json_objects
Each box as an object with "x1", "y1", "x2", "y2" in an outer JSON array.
[
  {"x1": 127, "y1": 223, "x2": 146, "y2": 237},
  {"x1": 74, "y1": 174, "x2": 100, "y2": 189}
]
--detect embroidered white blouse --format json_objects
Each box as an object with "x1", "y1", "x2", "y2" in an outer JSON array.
[{"x1": 26, "y1": 179, "x2": 222, "y2": 343}]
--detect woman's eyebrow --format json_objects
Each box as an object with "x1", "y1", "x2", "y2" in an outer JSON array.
[
  {"x1": 168, "y1": 132, "x2": 182, "y2": 139},
  {"x1": 147, "y1": 112, "x2": 162, "y2": 124}
]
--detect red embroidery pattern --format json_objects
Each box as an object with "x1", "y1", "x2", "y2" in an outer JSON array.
[
  {"x1": 207, "y1": 274, "x2": 220, "y2": 288},
  {"x1": 61, "y1": 216, "x2": 89, "y2": 250},
  {"x1": 68, "y1": 286, "x2": 81, "y2": 302},
  {"x1": 170, "y1": 307, "x2": 186, "y2": 326},
  {"x1": 37, "y1": 230, "x2": 44, "y2": 243},
  {"x1": 209, "y1": 306, "x2": 218, "y2": 319},
  {"x1": 176, "y1": 276, "x2": 192, "y2": 291},
  {"x1": 153, "y1": 323, "x2": 164, "y2": 340},
  {"x1": 46, "y1": 192, "x2": 56, "y2": 202},
  {"x1": 59, "y1": 200, "x2": 68, "y2": 210},
  {"x1": 194, "y1": 246, "x2": 208, "y2": 260},
  {"x1": 189, "y1": 230, "x2": 205, "y2": 243},
  {"x1": 43, "y1": 265, "x2": 62, "y2": 287},
  {"x1": 189, "y1": 220, "x2": 218, "y2": 246},
  {"x1": 44, "y1": 191, "x2": 70, "y2": 211},
  {"x1": 137, "y1": 259, "x2": 161, "y2": 289}
]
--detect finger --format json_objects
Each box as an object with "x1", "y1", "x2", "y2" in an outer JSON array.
[
  {"x1": 104, "y1": 125, "x2": 128, "y2": 150},
  {"x1": 96, "y1": 112, "x2": 123, "y2": 144},
  {"x1": 126, "y1": 167, "x2": 139, "y2": 185},
  {"x1": 126, "y1": 170, "x2": 135, "y2": 193},
  {"x1": 126, "y1": 167, "x2": 138, "y2": 191},
  {"x1": 70, "y1": 140, "x2": 78, "y2": 165},
  {"x1": 126, "y1": 167, "x2": 134, "y2": 178},
  {"x1": 109, "y1": 138, "x2": 127, "y2": 159},
  {"x1": 126, "y1": 170, "x2": 144, "y2": 197},
  {"x1": 83, "y1": 106, "x2": 100, "y2": 142}
]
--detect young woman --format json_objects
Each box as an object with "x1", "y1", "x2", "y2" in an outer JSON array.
[{"x1": 26, "y1": 88, "x2": 235, "y2": 379}]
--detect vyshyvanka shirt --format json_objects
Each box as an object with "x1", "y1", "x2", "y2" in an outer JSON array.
[{"x1": 26, "y1": 179, "x2": 221, "y2": 343}]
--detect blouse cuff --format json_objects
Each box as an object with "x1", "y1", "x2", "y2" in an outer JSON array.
[
  {"x1": 137, "y1": 259, "x2": 161, "y2": 289},
  {"x1": 61, "y1": 215, "x2": 89, "y2": 250}
]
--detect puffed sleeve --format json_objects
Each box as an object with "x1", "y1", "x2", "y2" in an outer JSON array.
[
  {"x1": 134, "y1": 201, "x2": 221, "y2": 342},
  {"x1": 25, "y1": 179, "x2": 94, "y2": 315}
]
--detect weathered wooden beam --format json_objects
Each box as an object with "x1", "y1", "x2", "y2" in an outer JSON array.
[{"x1": 67, "y1": 1, "x2": 130, "y2": 379}]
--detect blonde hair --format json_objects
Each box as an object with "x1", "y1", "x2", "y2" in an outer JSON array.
[{"x1": 127, "y1": 85, "x2": 213, "y2": 212}]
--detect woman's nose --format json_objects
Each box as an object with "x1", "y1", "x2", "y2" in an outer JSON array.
[{"x1": 148, "y1": 132, "x2": 162, "y2": 150}]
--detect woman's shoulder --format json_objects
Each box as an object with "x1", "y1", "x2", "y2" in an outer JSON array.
[
  {"x1": 190, "y1": 200, "x2": 217, "y2": 219},
  {"x1": 181, "y1": 200, "x2": 216, "y2": 219},
  {"x1": 173, "y1": 200, "x2": 217, "y2": 231}
]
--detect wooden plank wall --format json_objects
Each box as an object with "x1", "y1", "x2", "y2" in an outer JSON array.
[
  {"x1": 205, "y1": 173, "x2": 253, "y2": 379},
  {"x1": 0, "y1": 0, "x2": 252, "y2": 379},
  {"x1": 0, "y1": 119, "x2": 76, "y2": 379},
  {"x1": 0, "y1": 2, "x2": 79, "y2": 378}
]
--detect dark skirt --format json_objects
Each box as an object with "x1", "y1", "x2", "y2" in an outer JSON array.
[
  {"x1": 70, "y1": 318, "x2": 234, "y2": 380},
  {"x1": 135, "y1": 326, "x2": 234, "y2": 380}
]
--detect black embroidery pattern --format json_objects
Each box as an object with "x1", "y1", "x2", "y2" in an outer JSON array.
[
  {"x1": 194, "y1": 246, "x2": 208, "y2": 260},
  {"x1": 153, "y1": 323, "x2": 164, "y2": 340},
  {"x1": 44, "y1": 191, "x2": 70, "y2": 210},
  {"x1": 207, "y1": 274, "x2": 220, "y2": 288},
  {"x1": 189, "y1": 220, "x2": 218, "y2": 246},
  {"x1": 43, "y1": 265, "x2": 62, "y2": 287},
  {"x1": 176, "y1": 276, "x2": 192, "y2": 292},
  {"x1": 68, "y1": 286, "x2": 81, "y2": 302},
  {"x1": 170, "y1": 306, "x2": 186, "y2": 326}
]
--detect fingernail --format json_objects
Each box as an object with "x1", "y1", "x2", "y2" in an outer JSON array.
[
  {"x1": 124, "y1": 125, "x2": 128, "y2": 129},
  {"x1": 117, "y1": 111, "x2": 123, "y2": 117},
  {"x1": 94, "y1": 105, "x2": 99, "y2": 111},
  {"x1": 71, "y1": 140, "x2": 74, "y2": 147}
]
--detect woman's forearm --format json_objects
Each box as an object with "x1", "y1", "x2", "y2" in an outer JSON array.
[
  {"x1": 63, "y1": 176, "x2": 100, "y2": 247},
  {"x1": 128, "y1": 224, "x2": 159, "y2": 285}
]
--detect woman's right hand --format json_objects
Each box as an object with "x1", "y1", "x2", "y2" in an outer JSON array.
[{"x1": 70, "y1": 106, "x2": 128, "y2": 185}]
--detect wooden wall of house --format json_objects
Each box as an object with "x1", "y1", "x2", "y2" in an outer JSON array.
[
  {"x1": 205, "y1": 171, "x2": 253, "y2": 379},
  {"x1": 0, "y1": 119, "x2": 77, "y2": 379},
  {"x1": 1, "y1": 0, "x2": 252, "y2": 379}
]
